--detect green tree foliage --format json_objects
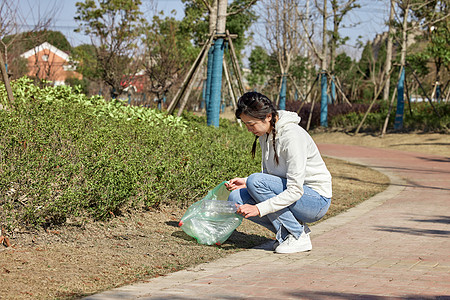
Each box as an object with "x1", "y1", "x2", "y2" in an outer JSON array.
[
  {"x1": 179, "y1": 0, "x2": 209, "y2": 46},
  {"x1": 427, "y1": 23, "x2": 450, "y2": 70},
  {"x1": 329, "y1": 0, "x2": 360, "y2": 72},
  {"x1": 72, "y1": 44, "x2": 100, "y2": 81},
  {"x1": 334, "y1": 52, "x2": 353, "y2": 78},
  {"x1": 408, "y1": 0, "x2": 449, "y2": 84},
  {"x1": 75, "y1": 0, "x2": 147, "y2": 98},
  {"x1": 406, "y1": 52, "x2": 430, "y2": 77},
  {"x1": 290, "y1": 56, "x2": 314, "y2": 84},
  {"x1": 290, "y1": 56, "x2": 311, "y2": 78},
  {"x1": 358, "y1": 41, "x2": 384, "y2": 80},
  {"x1": 248, "y1": 47, "x2": 316, "y2": 99},
  {"x1": 247, "y1": 46, "x2": 274, "y2": 88},
  {"x1": 226, "y1": 0, "x2": 258, "y2": 53},
  {"x1": 356, "y1": 41, "x2": 388, "y2": 101},
  {"x1": 67, "y1": 44, "x2": 100, "y2": 96},
  {"x1": 333, "y1": 52, "x2": 358, "y2": 98},
  {"x1": 179, "y1": 0, "x2": 257, "y2": 55}
]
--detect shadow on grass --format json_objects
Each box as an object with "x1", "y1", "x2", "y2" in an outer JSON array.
[{"x1": 334, "y1": 175, "x2": 388, "y2": 187}]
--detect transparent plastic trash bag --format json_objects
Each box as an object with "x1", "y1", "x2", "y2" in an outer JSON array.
[{"x1": 179, "y1": 181, "x2": 243, "y2": 245}]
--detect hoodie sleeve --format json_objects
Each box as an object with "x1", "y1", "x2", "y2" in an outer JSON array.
[{"x1": 256, "y1": 125, "x2": 307, "y2": 216}]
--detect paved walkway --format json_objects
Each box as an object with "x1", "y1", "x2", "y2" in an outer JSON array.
[{"x1": 84, "y1": 144, "x2": 450, "y2": 300}]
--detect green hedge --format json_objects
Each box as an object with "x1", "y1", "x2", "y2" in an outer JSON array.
[
  {"x1": 0, "y1": 78, "x2": 260, "y2": 229},
  {"x1": 329, "y1": 101, "x2": 449, "y2": 133}
]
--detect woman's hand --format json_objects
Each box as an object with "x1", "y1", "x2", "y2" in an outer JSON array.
[
  {"x1": 225, "y1": 177, "x2": 246, "y2": 191},
  {"x1": 236, "y1": 204, "x2": 260, "y2": 218}
]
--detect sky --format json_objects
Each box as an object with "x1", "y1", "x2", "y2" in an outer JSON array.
[
  {"x1": 14, "y1": 0, "x2": 184, "y2": 46},
  {"x1": 15, "y1": 0, "x2": 390, "y2": 61}
]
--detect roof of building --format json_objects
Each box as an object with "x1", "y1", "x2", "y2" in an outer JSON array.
[{"x1": 20, "y1": 42, "x2": 70, "y2": 60}]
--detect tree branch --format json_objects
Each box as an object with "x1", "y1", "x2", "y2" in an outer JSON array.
[
  {"x1": 198, "y1": 0, "x2": 212, "y2": 13},
  {"x1": 297, "y1": 15, "x2": 323, "y2": 62},
  {"x1": 227, "y1": 0, "x2": 258, "y2": 16}
]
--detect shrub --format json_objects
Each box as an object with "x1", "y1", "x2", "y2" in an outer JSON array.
[
  {"x1": 328, "y1": 101, "x2": 449, "y2": 133},
  {"x1": 286, "y1": 98, "x2": 448, "y2": 133},
  {"x1": 0, "y1": 77, "x2": 260, "y2": 229},
  {"x1": 402, "y1": 101, "x2": 449, "y2": 132},
  {"x1": 286, "y1": 101, "x2": 381, "y2": 130}
]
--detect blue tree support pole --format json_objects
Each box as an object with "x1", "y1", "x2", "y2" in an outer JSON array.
[
  {"x1": 279, "y1": 74, "x2": 287, "y2": 110},
  {"x1": 204, "y1": 46, "x2": 214, "y2": 112},
  {"x1": 436, "y1": 83, "x2": 441, "y2": 102},
  {"x1": 320, "y1": 71, "x2": 328, "y2": 127},
  {"x1": 394, "y1": 67, "x2": 405, "y2": 130},
  {"x1": 207, "y1": 38, "x2": 225, "y2": 127}
]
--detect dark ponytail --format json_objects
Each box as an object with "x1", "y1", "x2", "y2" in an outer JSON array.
[
  {"x1": 251, "y1": 135, "x2": 259, "y2": 159},
  {"x1": 236, "y1": 92, "x2": 279, "y2": 164}
]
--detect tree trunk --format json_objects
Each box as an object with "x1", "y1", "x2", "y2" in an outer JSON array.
[
  {"x1": 307, "y1": 92, "x2": 317, "y2": 131},
  {"x1": 203, "y1": 0, "x2": 218, "y2": 110},
  {"x1": 321, "y1": 0, "x2": 327, "y2": 71},
  {"x1": 383, "y1": 0, "x2": 395, "y2": 102},
  {"x1": 381, "y1": 86, "x2": 398, "y2": 137},
  {"x1": 320, "y1": 0, "x2": 328, "y2": 127},
  {"x1": 394, "y1": 1, "x2": 409, "y2": 130},
  {"x1": 279, "y1": 74, "x2": 287, "y2": 109},
  {"x1": 207, "y1": 0, "x2": 227, "y2": 127}
]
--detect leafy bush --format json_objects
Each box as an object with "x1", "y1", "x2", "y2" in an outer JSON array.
[
  {"x1": 328, "y1": 101, "x2": 449, "y2": 132},
  {"x1": 402, "y1": 101, "x2": 450, "y2": 132},
  {"x1": 286, "y1": 98, "x2": 448, "y2": 133},
  {"x1": 0, "y1": 78, "x2": 260, "y2": 229},
  {"x1": 286, "y1": 101, "x2": 382, "y2": 130}
]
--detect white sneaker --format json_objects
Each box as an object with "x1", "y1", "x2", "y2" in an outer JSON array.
[{"x1": 274, "y1": 232, "x2": 312, "y2": 254}]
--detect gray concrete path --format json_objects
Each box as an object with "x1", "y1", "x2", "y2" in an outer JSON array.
[{"x1": 84, "y1": 144, "x2": 450, "y2": 299}]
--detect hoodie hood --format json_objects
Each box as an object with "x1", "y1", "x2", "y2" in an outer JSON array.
[
  {"x1": 275, "y1": 110, "x2": 301, "y2": 133},
  {"x1": 260, "y1": 110, "x2": 301, "y2": 162}
]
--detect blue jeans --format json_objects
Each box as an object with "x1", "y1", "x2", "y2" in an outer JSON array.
[{"x1": 228, "y1": 173, "x2": 331, "y2": 243}]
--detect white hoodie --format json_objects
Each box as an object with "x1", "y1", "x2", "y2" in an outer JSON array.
[{"x1": 255, "y1": 110, "x2": 332, "y2": 217}]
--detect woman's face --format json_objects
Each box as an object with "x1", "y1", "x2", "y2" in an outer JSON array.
[{"x1": 240, "y1": 113, "x2": 272, "y2": 136}]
